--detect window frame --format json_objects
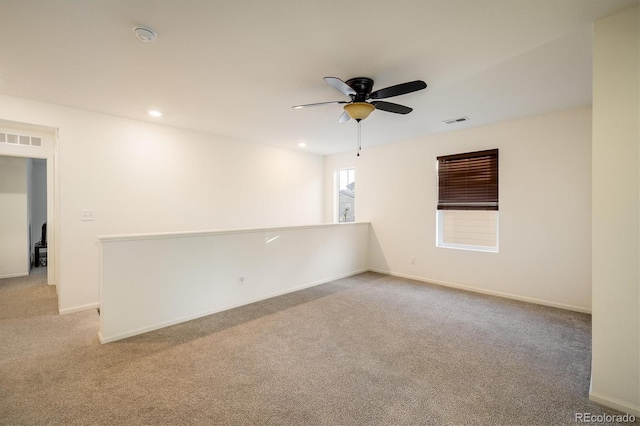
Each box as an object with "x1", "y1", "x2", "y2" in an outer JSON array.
[
  {"x1": 436, "y1": 149, "x2": 499, "y2": 252},
  {"x1": 335, "y1": 168, "x2": 355, "y2": 223}
]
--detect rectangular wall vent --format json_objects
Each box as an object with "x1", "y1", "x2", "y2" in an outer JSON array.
[
  {"x1": 443, "y1": 116, "x2": 470, "y2": 125},
  {"x1": 0, "y1": 132, "x2": 43, "y2": 147}
]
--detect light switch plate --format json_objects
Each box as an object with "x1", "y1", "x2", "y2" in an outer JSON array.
[{"x1": 81, "y1": 210, "x2": 95, "y2": 221}]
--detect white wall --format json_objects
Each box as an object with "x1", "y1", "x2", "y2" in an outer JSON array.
[
  {"x1": 31, "y1": 159, "x2": 47, "y2": 254},
  {"x1": 0, "y1": 95, "x2": 324, "y2": 313},
  {"x1": 591, "y1": 6, "x2": 640, "y2": 415},
  {"x1": 99, "y1": 223, "x2": 369, "y2": 343},
  {"x1": 326, "y1": 107, "x2": 593, "y2": 312},
  {"x1": 26, "y1": 158, "x2": 32, "y2": 271},
  {"x1": 0, "y1": 156, "x2": 29, "y2": 278}
]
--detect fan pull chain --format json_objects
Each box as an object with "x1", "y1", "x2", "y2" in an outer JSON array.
[{"x1": 357, "y1": 120, "x2": 362, "y2": 157}]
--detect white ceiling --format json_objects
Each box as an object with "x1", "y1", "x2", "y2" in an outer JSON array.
[{"x1": 0, "y1": 0, "x2": 637, "y2": 155}]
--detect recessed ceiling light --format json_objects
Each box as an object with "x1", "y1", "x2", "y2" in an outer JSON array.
[
  {"x1": 148, "y1": 110, "x2": 162, "y2": 117},
  {"x1": 298, "y1": 142, "x2": 307, "y2": 148}
]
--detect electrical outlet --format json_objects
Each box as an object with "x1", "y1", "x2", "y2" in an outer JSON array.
[
  {"x1": 239, "y1": 277, "x2": 245, "y2": 284},
  {"x1": 81, "y1": 210, "x2": 95, "y2": 221},
  {"x1": 411, "y1": 257, "x2": 416, "y2": 265}
]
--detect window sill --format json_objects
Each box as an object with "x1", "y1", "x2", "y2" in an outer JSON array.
[{"x1": 436, "y1": 243, "x2": 499, "y2": 253}]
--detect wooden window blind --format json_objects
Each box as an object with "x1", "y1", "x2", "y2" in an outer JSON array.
[{"x1": 437, "y1": 149, "x2": 498, "y2": 210}]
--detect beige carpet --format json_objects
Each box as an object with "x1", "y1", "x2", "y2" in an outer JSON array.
[{"x1": 0, "y1": 272, "x2": 632, "y2": 425}]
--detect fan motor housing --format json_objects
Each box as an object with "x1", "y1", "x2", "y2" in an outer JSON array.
[{"x1": 346, "y1": 77, "x2": 374, "y2": 101}]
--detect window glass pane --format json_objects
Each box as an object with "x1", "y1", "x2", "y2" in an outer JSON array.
[
  {"x1": 440, "y1": 210, "x2": 498, "y2": 248},
  {"x1": 337, "y1": 168, "x2": 355, "y2": 223}
]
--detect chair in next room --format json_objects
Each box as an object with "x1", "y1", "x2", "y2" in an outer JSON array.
[{"x1": 35, "y1": 222, "x2": 47, "y2": 267}]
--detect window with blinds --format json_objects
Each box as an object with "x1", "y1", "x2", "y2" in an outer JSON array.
[
  {"x1": 437, "y1": 149, "x2": 498, "y2": 210},
  {"x1": 436, "y1": 149, "x2": 499, "y2": 252}
]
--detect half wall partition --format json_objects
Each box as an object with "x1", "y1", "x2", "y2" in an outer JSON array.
[{"x1": 98, "y1": 222, "x2": 369, "y2": 343}]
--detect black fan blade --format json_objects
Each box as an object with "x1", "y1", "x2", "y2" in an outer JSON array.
[
  {"x1": 369, "y1": 80, "x2": 427, "y2": 100},
  {"x1": 292, "y1": 101, "x2": 348, "y2": 109},
  {"x1": 371, "y1": 101, "x2": 413, "y2": 114},
  {"x1": 338, "y1": 111, "x2": 351, "y2": 123},
  {"x1": 324, "y1": 77, "x2": 357, "y2": 97}
]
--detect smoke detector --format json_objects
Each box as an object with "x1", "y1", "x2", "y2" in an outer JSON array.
[{"x1": 134, "y1": 27, "x2": 157, "y2": 43}]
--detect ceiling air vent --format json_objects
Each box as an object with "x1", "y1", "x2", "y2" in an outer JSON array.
[{"x1": 443, "y1": 116, "x2": 469, "y2": 125}]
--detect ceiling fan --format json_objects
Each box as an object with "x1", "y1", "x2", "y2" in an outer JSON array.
[{"x1": 293, "y1": 76, "x2": 427, "y2": 122}]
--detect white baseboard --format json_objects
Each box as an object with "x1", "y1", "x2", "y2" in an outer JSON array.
[
  {"x1": 589, "y1": 390, "x2": 640, "y2": 416},
  {"x1": 99, "y1": 268, "x2": 369, "y2": 344},
  {"x1": 368, "y1": 269, "x2": 591, "y2": 314},
  {"x1": 59, "y1": 302, "x2": 100, "y2": 315},
  {"x1": 0, "y1": 272, "x2": 29, "y2": 279}
]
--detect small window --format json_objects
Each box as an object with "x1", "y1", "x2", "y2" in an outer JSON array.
[
  {"x1": 436, "y1": 149, "x2": 498, "y2": 252},
  {"x1": 336, "y1": 168, "x2": 355, "y2": 223}
]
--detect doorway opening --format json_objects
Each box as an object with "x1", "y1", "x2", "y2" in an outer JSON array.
[
  {"x1": 0, "y1": 120, "x2": 58, "y2": 289},
  {"x1": 30, "y1": 158, "x2": 48, "y2": 274}
]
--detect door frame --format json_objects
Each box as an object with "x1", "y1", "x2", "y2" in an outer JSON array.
[{"x1": 0, "y1": 119, "x2": 59, "y2": 290}]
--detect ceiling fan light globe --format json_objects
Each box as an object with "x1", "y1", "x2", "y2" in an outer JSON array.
[{"x1": 344, "y1": 102, "x2": 375, "y2": 121}]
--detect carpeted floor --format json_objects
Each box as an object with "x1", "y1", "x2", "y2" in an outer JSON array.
[{"x1": 0, "y1": 272, "x2": 632, "y2": 425}]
